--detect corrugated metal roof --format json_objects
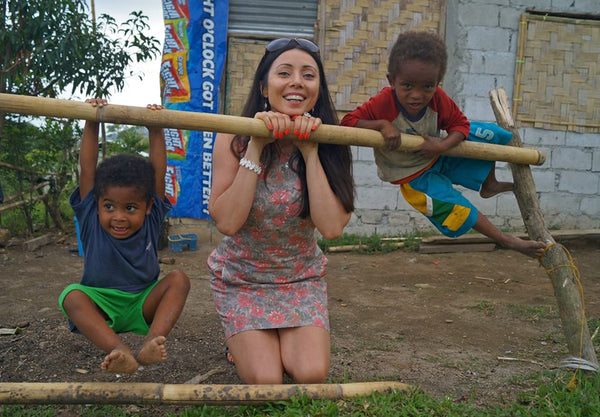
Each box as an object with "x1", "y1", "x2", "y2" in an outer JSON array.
[{"x1": 228, "y1": 0, "x2": 318, "y2": 37}]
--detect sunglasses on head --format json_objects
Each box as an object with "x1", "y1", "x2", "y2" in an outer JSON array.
[{"x1": 265, "y1": 38, "x2": 320, "y2": 54}]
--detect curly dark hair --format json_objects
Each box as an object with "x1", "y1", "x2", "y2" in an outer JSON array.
[
  {"x1": 388, "y1": 31, "x2": 448, "y2": 83},
  {"x1": 93, "y1": 153, "x2": 155, "y2": 203},
  {"x1": 232, "y1": 39, "x2": 355, "y2": 218}
]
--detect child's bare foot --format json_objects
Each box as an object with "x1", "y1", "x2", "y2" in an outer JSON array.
[
  {"x1": 480, "y1": 181, "x2": 514, "y2": 198},
  {"x1": 137, "y1": 335, "x2": 168, "y2": 365},
  {"x1": 501, "y1": 235, "x2": 546, "y2": 258},
  {"x1": 101, "y1": 345, "x2": 138, "y2": 374}
]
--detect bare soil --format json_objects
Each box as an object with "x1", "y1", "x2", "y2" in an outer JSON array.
[{"x1": 1, "y1": 232, "x2": 599, "y2": 413}]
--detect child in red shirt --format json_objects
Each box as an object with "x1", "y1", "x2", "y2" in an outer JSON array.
[{"x1": 341, "y1": 31, "x2": 545, "y2": 257}]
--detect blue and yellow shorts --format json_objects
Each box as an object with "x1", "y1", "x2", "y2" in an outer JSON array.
[{"x1": 400, "y1": 122, "x2": 512, "y2": 238}]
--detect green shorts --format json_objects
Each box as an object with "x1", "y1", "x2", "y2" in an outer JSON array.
[{"x1": 58, "y1": 281, "x2": 160, "y2": 335}]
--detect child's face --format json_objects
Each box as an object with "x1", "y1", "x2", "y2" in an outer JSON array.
[
  {"x1": 387, "y1": 59, "x2": 440, "y2": 117},
  {"x1": 262, "y1": 48, "x2": 320, "y2": 116},
  {"x1": 97, "y1": 186, "x2": 153, "y2": 239}
]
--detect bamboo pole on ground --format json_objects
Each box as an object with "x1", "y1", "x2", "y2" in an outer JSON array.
[
  {"x1": 0, "y1": 93, "x2": 546, "y2": 166},
  {"x1": 0, "y1": 381, "x2": 409, "y2": 405},
  {"x1": 489, "y1": 88, "x2": 597, "y2": 366}
]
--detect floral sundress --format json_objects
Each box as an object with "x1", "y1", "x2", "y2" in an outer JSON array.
[{"x1": 207, "y1": 146, "x2": 329, "y2": 339}]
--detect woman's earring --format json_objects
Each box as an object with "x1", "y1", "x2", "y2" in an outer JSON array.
[{"x1": 263, "y1": 98, "x2": 270, "y2": 111}]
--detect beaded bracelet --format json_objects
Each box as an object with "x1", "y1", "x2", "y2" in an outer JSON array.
[{"x1": 239, "y1": 157, "x2": 262, "y2": 175}]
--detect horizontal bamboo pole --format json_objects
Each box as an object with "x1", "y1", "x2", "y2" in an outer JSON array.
[
  {"x1": 0, "y1": 381, "x2": 410, "y2": 405},
  {"x1": 0, "y1": 193, "x2": 48, "y2": 213},
  {"x1": 0, "y1": 93, "x2": 545, "y2": 165}
]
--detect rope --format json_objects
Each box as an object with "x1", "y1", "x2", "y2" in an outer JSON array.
[{"x1": 540, "y1": 242, "x2": 596, "y2": 389}]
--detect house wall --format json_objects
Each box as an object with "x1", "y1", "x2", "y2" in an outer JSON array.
[
  {"x1": 220, "y1": 0, "x2": 599, "y2": 238},
  {"x1": 441, "y1": 0, "x2": 599, "y2": 233},
  {"x1": 347, "y1": 0, "x2": 600, "y2": 236}
]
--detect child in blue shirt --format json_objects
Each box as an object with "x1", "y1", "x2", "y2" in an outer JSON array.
[{"x1": 58, "y1": 99, "x2": 190, "y2": 374}]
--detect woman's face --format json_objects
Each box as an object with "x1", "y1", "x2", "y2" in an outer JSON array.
[{"x1": 262, "y1": 48, "x2": 320, "y2": 116}]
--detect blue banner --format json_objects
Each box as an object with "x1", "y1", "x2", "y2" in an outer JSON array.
[{"x1": 160, "y1": 0, "x2": 228, "y2": 218}]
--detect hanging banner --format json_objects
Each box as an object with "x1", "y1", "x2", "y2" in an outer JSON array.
[{"x1": 160, "y1": 0, "x2": 228, "y2": 218}]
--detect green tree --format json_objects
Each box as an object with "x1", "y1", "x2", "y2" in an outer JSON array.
[
  {"x1": 0, "y1": 0, "x2": 161, "y2": 234},
  {"x1": 105, "y1": 124, "x2": 149, "y2": 155},
  {"x1": 0, "y1": 0, "x2": 160, "y2": 98},
  {"x1": 0, "y1": 118, "x2": 80, "y2": 234}
]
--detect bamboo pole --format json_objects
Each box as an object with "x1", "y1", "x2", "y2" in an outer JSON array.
[
  {"x1": 0, "y1": 160, "x2": 46, "y2": 175},
  {"x1": 512, "y1": 13, "x2": 528, "y2": 121},
  {"x1": 489, "y1": 88, "x2": 597, "y2": 366},
  {"x1": 0, "y1": 181, "x2": 50, "y2": 205},
  {"x1": 0, "y1": 193, "x2": 48, "y2": 213},
  {"x1": 0, "y1": 93, "x2": 546, "y2": 166},
  {"x1": 0, "y1": 381, "x2": 410, "y2": 405}
]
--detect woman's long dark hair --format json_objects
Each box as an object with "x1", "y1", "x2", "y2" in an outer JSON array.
[{"x1": 232, "y1": 40, "x2": 355, "y2": 217}]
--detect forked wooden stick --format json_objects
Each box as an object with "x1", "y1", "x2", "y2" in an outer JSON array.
[
  {"x1": 0, "y1": 93, "x2": 546, "y2": 165},
  {"x1": 490, "y1": 87, "x2": 597, "y2": 366}
]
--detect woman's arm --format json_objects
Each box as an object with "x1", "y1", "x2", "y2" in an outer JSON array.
[
  {"x1": 296, "y1": 117, "x2": 351, "y2": 240},
  {"x1": 208, "y1": 133, "x2": 266, "y2": 236},
  {"x1": 301, "y1": 145, "x2": 351, "y2": 239}
]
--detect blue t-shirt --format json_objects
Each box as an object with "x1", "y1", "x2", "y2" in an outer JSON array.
[{"x1": 70, "y1": 187, "x2": 171, "y2": 293}]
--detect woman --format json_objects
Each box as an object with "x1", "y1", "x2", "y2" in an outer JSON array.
[{"x1": 207, "y1": 38, "x2": 355, "y2": 384}]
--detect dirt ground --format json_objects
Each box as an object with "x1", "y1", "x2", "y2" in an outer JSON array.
[{"x1": 1, "y1": 230, "x2": 599, "y2": 412}]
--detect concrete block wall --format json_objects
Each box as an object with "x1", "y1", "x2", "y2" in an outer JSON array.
[{"x1": 345, "y1": 0, "x2": 600, "y2": 236}]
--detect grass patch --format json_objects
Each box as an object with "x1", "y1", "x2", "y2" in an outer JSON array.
[
  {"x1": 587, "y1": 317, "x2": 600, "y2": 342},
  {"x1": 507, "y1": 304, "x2": 557, "y2": 321},
  {"x1": 0, "y1": 404, "x2": 134, "y2": 417},
  {"x1": 318, "y1": 233, "x2": 422, "y2": 254},
  {"x1": 468, "y1": 300, "x2": 496, "y2": 316},
  {"x1": 4, "y1": 372, "x2": 600, "y2": 416}
]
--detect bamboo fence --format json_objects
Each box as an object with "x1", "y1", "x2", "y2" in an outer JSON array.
[{"x1": 513, "y1": 13, "x2": 600, "y2": 133}]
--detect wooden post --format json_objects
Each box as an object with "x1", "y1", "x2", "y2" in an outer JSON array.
[
  {"x1": 0, "y1": 381, "x2": 410, "y2": 405},
  {"x1": 489, "y1": 88, "x2": 597, "y2": 366},
  {"x1": 0, "y1": 93, "x2": 546, "y2": 166}
]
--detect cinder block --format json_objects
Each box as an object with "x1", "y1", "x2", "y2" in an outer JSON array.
[
  {"x1": 0, "y1": 229, "x2": 10, "y2": 247},
  {"x1": 552, "y1": 148, "x2": 592, "y2": 170},
  {"x1": 23, "y1": 234, "x2": 53, "y2": 251},
  {"x1": 557, "y1": 171, "x2": 599, "y2": 194}
]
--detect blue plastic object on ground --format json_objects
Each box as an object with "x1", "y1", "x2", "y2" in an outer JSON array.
[{"x1": 168, "y1": 233, "x2": 198, "y2": 253}]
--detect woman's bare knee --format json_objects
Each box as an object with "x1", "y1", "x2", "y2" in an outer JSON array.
[
  {"x1": 238, "y1": 366, "x2": 283, "y2": 384},
  {"x1": 279, "y1": 326, "x2": 330, "y2": 383},
  {"x1": 227, "y1": 330, "x2": 283, "y2": 384},
  {"x1": 286, "y1": 359, "x2": 329, "y2": 383}
]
